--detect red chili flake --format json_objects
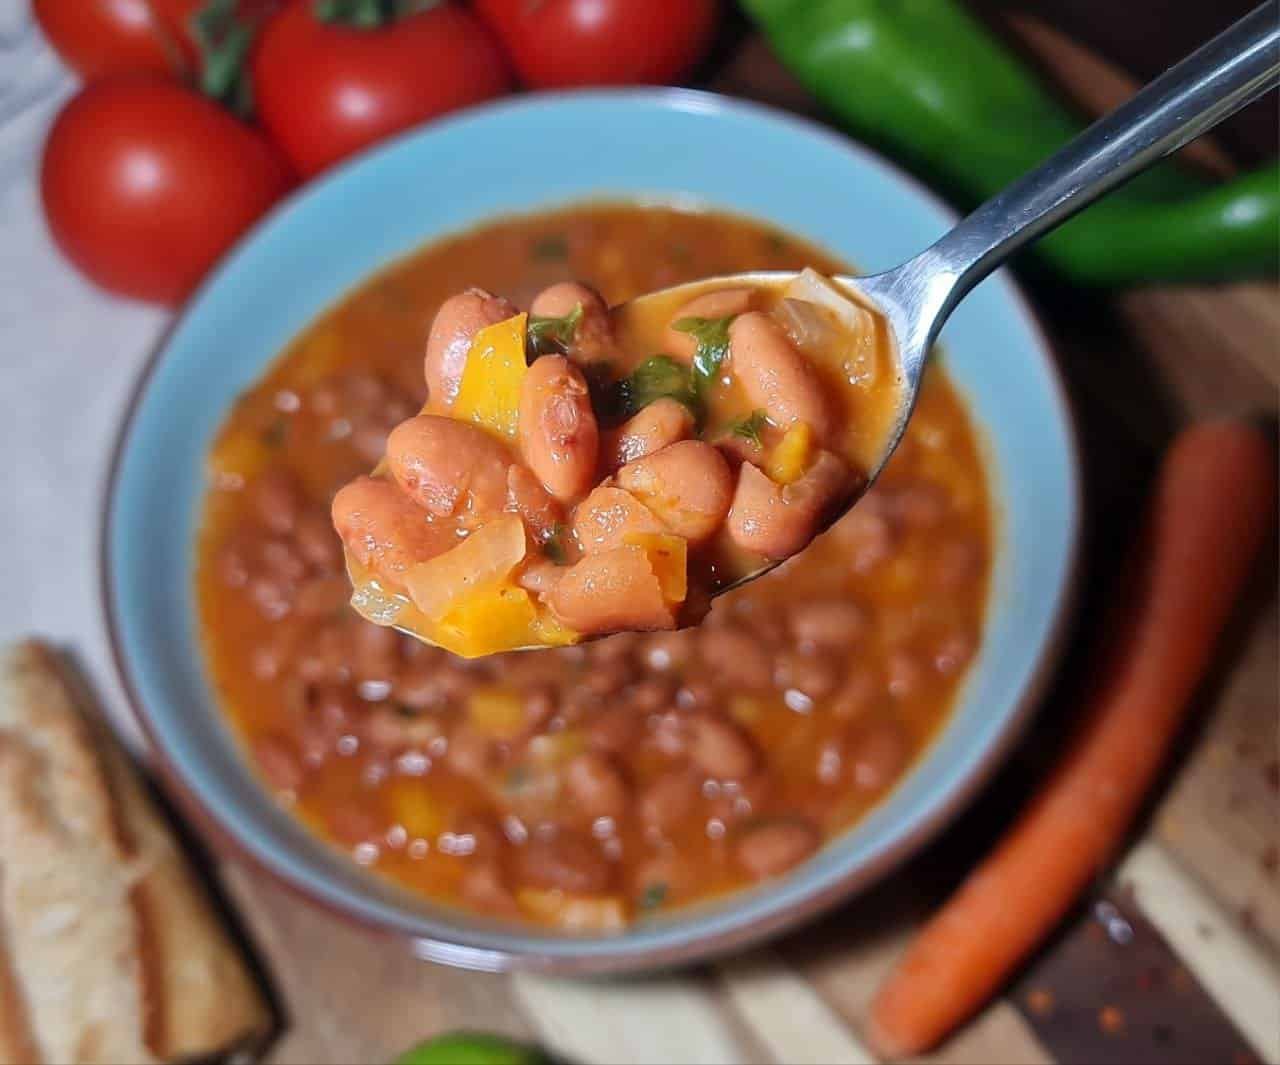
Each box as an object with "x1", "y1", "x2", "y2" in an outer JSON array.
[
  {"x1": 1261, "y1": 845, "x2": 1278, "y2": 876},
  {"x1": 1099, "y1": 1005, "x2": 1126, "y2": 1035},
  {"x1": 1264, "y1": 760, "x2": 1279, "y2": 793},
  {"x1": 1025, "y1": 988, "x2": 1055, "y2": 1016}
]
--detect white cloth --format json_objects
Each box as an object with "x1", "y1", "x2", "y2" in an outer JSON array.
[{"x1": 1, "y1": 2, "x2": 170, "y2": 748}]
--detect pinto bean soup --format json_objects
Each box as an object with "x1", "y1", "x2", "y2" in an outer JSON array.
[{"x1": 197, "y1": 203, "x2": 992, "y2": 931}]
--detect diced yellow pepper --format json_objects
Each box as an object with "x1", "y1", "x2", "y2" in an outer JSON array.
[
  {"x1": 388, "y1": 781, "x2": 445, "y2": 841},
  {"x1": 623, "y1": 532, "x2": 688, "y2": 604},
  {"x1": 434, "y1": 583, "x2": 541, "y2": 658},
  {"x1": 766, "y1": 420, "x2": 814, "y2": 485},
  {"x1": 729, "y1": 694, "x2": 765, "y2": 724},
  {"x1": 452, "y1": 312, "x2": 528, "y2": 439},
  {"x1": 207, "y1": 428, "x2": 270, "y2": 484},
  {"x1": 516, "y1": 888, "x2": 628, "y2": 932},
  {"x1": 467, "y1": 687, "x2": 526, "y2": 740}
]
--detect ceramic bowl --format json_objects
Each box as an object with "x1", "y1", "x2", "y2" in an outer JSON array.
[{"x1": 104, "y1": 89, "x2": 1081, "y2": 973}]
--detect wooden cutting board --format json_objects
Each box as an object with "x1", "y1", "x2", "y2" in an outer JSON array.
[{"x1": 201, "y1": 18, "x2": 1279, "y2": 1065}]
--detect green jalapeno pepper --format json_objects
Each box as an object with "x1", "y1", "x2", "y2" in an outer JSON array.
[{"x1": 743, "y1": 0, "x2": 1279, "y2": 284}]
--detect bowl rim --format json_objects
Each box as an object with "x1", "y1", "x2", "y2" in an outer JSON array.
[{"x1": 101, "y1": 86, "x2": 1082, "y2": 974}]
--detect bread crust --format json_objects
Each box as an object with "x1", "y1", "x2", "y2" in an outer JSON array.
[{"x1": 0, "y1": 640, "x2": 270, "y2": 1064}]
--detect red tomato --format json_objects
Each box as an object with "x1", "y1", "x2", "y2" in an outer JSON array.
[
  {"x1": 474, "y1": 0, "x2": 719, "y2": 88},
  {"x1": 32, "y1": 0, "x2": 199, "y2": 79},
  {"x1": 251, "y1": 1, "x2": 512, "y2": 178},
  {"x1": 41, "y1": 78, "x2": 293, "y2": 305},
  {"x1": 33, "y1": 1, "x2": 282, "y2": 81}
]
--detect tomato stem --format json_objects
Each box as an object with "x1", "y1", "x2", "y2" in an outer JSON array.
[
  {"x1": 313, "y1": 0, "x2": 441, "y2": 26},
  {"x1": 190, "y1": 0, "x2": 259, "y2": 116}
]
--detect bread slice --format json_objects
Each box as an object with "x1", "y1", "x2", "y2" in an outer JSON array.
[{"x1": 0, "y1": 640, "x2": 271, "y2": 1064}]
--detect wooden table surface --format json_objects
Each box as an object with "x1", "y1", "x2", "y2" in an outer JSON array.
[{"x1": 187, "y1": 13, "x2": 1280, "y2": 1065}]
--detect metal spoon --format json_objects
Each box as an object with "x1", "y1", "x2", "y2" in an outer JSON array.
[{"x1": 623, "y1": 0, "x2": 1279, "y2": 510}]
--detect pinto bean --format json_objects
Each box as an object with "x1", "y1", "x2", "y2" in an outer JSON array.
[
  {"x1": 352, "y1": 617, "x2": 399, "y2": 681},
  {"x1": 424, "y1": 288, "x2": 517, "y2": 409},
  {"x1": 735, "y1": 818, "x2": 821, "y2": 880},
  {"x1": 530, "y1": 281, "x2": 613, "y2": 359},
  {"x1": 293, "y1": 575, "x2": 350, "y2": 618},
  {"x1": 506, "y1": 464, "x2": 564, "y2": 542},
  {"x1": 386, "y1": 415, "x2": 512, "y2": 522},
  {"x1": 516, "y1": 556, "x2": 565, "y2": 598},
  {"x1": 460, "y1": 863, "x2": 519, "y2": 918},
  {"x1": 516, "y1": 832, "x2": 612, "y2": 893},
  {"x1": 726, "y1": 451, "x2": 851, "y2": 560},
  {"x1": 572, "y1": 485, "x2": 667, "y2": 554},
  {"x1": 727, "y1": 312, "x2": 832, "y2": 437},
  {"x1": 639, "y1": 769, "x2": 701, "y2": 832},
  {"x1": 249, "y1": 469, "x2": 302, "y2": 535},
  {"x1": 518, "y1": 355, "x2": 599, "y2": 502},
  {"x1": 547, "y1": 547, "x2": 677, "y2": 635},
  {"x1": 331, "y1": 476, "x2": 457, "y2": 583},
  {"x1": 687, "y1": 714, "x2": 758, "y2": 780},
  {"x1": 446, "y1": 722, "x2": 492, "y2": 782},
  {"x1": 588, "y1": 705, "x2": 645, "y2": 754},
  {"x1": 608, "y1": 398, "x2": 695, "y2": 468},
  {"x1": 848, "y1": 718, "x2": 910, "y2": 792},
  {"x1": 664, "y1": 288, "x2": 757, "y2": 363},
  {"x1": 295, "y1": 509, "x2": 344, "y2": 572},
  {"x1": 697, "y1": 628, "x2": 771, "y2": 690},
  {"x1": 788, "y1": 599, "x2": 867, "y2": 653},
  {"x1": 772, "y1": 650, "x2": 841, "y2": 700},
  {"x1": 253, "y1": 737, "x2": 303, "y2": 792},
  {"x1": 615, "y1": 440, "x2": 733, "y2": 544},
  {"x1": 565, "y1": 752, "x2": 629, "y2": 820}
]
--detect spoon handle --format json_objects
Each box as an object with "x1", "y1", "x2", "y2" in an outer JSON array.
[{"x1": 911, "y1": 0, "x2": 1279, "y2": 326}]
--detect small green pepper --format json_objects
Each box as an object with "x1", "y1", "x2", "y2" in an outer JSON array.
[
  {"x1": 742, "y1": 0, "x2": 1279, "y2": 284},
  {"x1": 394, "y1": 1031, "x2": 551, "y2": 1065}
]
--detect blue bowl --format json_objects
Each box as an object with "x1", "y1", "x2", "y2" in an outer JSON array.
[{"x1": 104, "y1": 89, "x2": 1081, "y2": 973}]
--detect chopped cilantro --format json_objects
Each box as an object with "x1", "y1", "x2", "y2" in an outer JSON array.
[
  {"x1": 527, "y1": 303, "x2": 584, "y2": 356},
  {"x1": 531, "y1": 234, "x2": 569, "y2": 261},
  {"x1": 672, "y1": 315, "x2": 734, "y2": 396},
  {"x1": 619, "y1": 355, "x2": 698, "y2": 417},
  {"x1": 727, "y1": 410, "x2": 768, "y2": 448},
  {"x1": 541, "y1": 525, "x2": 569, "y2": 564},
  {"x1": 638, "y1": 882, "x2": 668, "y2": 911},
  {"x1": 261, "y1": 417, "x2": 288, "y2": 447}
]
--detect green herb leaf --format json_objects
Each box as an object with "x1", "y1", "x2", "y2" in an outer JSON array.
[
  {"x1": 261, "y1": 417, "x2": 288, "y2": 447},
  {"x1": 619, "y1": 355, "x2": 697, "y2": 417},
  {"x1": 727, "y1": 410, "x2": 768, "y2": 448},
  {"x1": 527, "y1": 303, "x2": 584, "y2": 356},
  {"x1": 638, "y1": 882, "x2": 668, "y2": 911},
  {"x1": 672, "y1": 315, "x2": 734, "y2": 395},
  {"x1": 503, "y1": 766, "x2": 532, "y2": 795},
  {"x1": 541, "y1": 525, "x2": 568, "y2": 564},
  {"x1": 531, "y1": 234, "x2": 569, "y2": 261}
]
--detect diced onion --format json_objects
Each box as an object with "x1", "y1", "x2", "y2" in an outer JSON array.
[
  {"x1": 781, "y1": 268, "x2": 879, "y2": 387},
  {"x1": 402, "y1": 512, "x2": 528, "y2": 618}
]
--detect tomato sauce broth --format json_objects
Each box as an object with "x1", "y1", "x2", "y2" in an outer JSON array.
[{"x1": 196, "y1": 203, "x2": 991, "y2": 929}]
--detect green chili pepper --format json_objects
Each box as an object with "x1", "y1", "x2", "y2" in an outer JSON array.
[
  {"x1": 742, "y1": 0, "x2": 1279, "y2": 284},
  {"x1": 394, "y1": 1032, "x2": 552, "y2": 1065}
]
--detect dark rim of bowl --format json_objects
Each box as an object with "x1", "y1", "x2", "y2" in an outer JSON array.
[{"x1": 100, "y1": 86, "x2": 1084, "y2": 974}]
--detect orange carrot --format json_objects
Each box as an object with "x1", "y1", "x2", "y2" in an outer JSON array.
[{"x1": 869, "y1": 421, "x2": 1277, "y2": 1058}]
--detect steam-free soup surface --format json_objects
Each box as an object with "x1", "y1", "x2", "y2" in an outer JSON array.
[{"x1": 197, "y1": 204, "x2": 991, "y2": 930}]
